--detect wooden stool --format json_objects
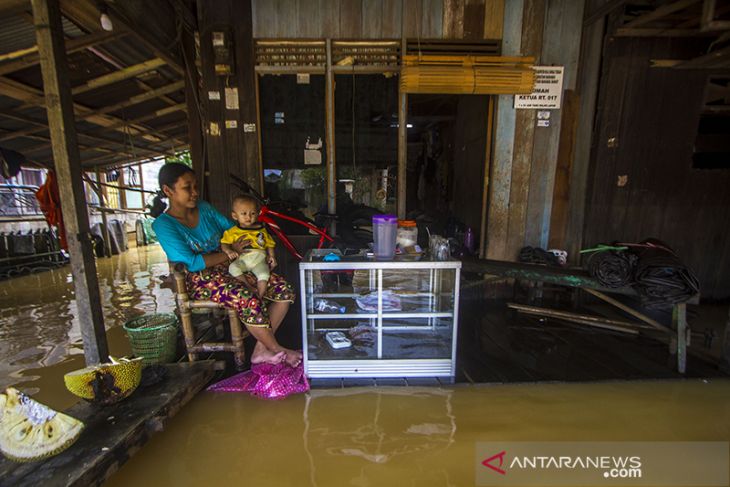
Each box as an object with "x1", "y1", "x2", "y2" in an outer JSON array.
[{"x1": 172, "y1": 263, "x2": 249, "y2": 369}]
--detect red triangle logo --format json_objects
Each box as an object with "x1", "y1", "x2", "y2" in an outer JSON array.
[{"x1": 482, "y1": 450, "x2": 507, "y2": 475}]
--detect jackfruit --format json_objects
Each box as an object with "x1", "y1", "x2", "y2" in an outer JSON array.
[
  {"x1": 0, "y1": 387, "x2": 84, "y2": 462},
  {"x1": 64, "y1": 356, "x2": 143, "y2": 405}
]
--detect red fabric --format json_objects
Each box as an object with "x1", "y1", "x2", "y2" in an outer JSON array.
[{"x1": 35, "y1": 170, "x2": 67, "y2": 250}]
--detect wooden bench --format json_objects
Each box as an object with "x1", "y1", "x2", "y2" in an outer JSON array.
[{"x1": 462, "y1": 259, "x2": 699, "y2": 374}]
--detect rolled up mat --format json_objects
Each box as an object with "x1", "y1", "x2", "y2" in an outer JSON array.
[
  {"x1": 586, "y1": 249, "x2": 637, "y2": 288},
  {"x1": 630, "y1": 239, "x2": 700, "y2": 309},
  {"x1": 518, "y1": 246, "x2": 562, "y2": 266}
]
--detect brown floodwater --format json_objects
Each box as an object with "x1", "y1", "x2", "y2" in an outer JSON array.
[
  {"x1": 105, "y1": 380, "x2": 730, "y2": 486},
  {"x1": 0, "y1": 243, "x2": 175, "y2": 410},
  {"x1": 2, "y1": 244, "x2": 729, "y2": 486}
]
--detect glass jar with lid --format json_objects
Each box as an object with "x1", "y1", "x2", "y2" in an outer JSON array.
[{"x1": 396, "y1": 220, "x2": 418, "y2": 249}]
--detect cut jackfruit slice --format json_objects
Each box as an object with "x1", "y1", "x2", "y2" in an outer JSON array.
[
  {"x1": 64, "y1": 356, "x2": 143, "y2": 405},
  {"x1": 0, "y1": 388, "x2": 84, "y2": 462}
]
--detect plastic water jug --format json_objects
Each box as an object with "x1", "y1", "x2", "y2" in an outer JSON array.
[{"x1": 372, "y1": 214, "x2": 397, "y2": 260}]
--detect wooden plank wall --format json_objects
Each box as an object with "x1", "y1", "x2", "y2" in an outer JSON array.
[
  {"x1": 248, "y1": 0, "x2": 589, "y2": 264},
  {"x1": 486, "y1": 0, "x2": 584, "y2": 260},
  {"x1": 583, "y1": 36, "x2": 730, "y2": 299},
  {"x1": 252, "y1": 0, "x2": 503, "y2": 39},
  {"x1": 198, "y1": 0, "x2": 260, "y2": 212}
]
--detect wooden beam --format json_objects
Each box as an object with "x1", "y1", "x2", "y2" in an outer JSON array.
[
  {"x1": 584, "y1": 0, "x2": 626, "y2": 26},
  {"x1": 397, "y1": 37, "x2": 407, "y2": 219},
  {"x1": 109, "y1": 11, "x2": 185, "y2": 74},
  {"x1": 232, "y1": 0, "x2": 261, "y2": 193},
  {"x1": 484, "y1": 0, "x2": 505, "y2": 39},
  {"x1": 0, "y1": 108, "x2": 180, "y2": 156},
  {"x1": 92, "y1": 80, "x2": 185, "y2": 115},
  {"x1": 623, "y1": 0, "x2": 700, "y2": 28},
  {"x1": 0, "y1": 30, "x2": 122, "y2": 76},
  {"x1": 479, "y1": 96, "x2": 495, "y2": 258},
  {"x1": 32, "y1": 0, "x2": 109, "y2": 366},
  {"x1": 486, "y1": 0, "x2": 524, "y2": 260},
  {"x1": 2, "y1": 81, "x2": 184, "y2": 141},
  {"x1": 325, "y1": 38, "x2": 336, "y2": 217},
  {"x1": 71, "y1": 58, "x2": 166, "y2": 95},
  {"x1": 672, "y1": 44, "x2": 730, "y2": 68},
  {"x1": 93, "y1": 167, "x2": 112, "y2": 257},
  {"x1": 701, "y1": 0, "x2": 716, "y2": 30},
  {"x1": 0, "y1": 75, "x2": 152, "y2": 137},
  {"x1": 3, "y1": 83, "x2": 186, "y2": 145},
  {"x1": 181, "y1": 20, "x2": 204, "y2": 185},
  {"x1": 615, "y1": 27, "x2": 717, "y2": 36},
  {"x1": 548, "y1": 90, "x2": 579, "y2": 249},
  {"x1": 0, "y1": 46, "x2": 40, "y2": 63}
]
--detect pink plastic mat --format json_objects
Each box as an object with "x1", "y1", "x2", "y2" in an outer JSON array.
[{"x1": 207, "y1": 362, "x2": 309, "y2": 399}]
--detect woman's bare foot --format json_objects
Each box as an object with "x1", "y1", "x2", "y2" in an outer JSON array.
[
  {"x1": 281, "y1": 349, "x2": 303, "y2": 368},
  {"x1": 251, "y1": 345, "x2": 285, "y2": 365}
]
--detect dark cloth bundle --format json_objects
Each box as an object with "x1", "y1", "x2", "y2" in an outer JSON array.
[
  {"x1": 518, "y1": 246, "x2": 562, "y2": 266},
  {"x1": 631, "y1": 239, "x2": 700, "y2": 309},
  {"x1": 586, "y1": 249, "x2": 637, "y2": 288}
]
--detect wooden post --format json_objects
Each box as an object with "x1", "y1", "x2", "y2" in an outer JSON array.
[
  {"x1": 397, "y1": 37, "x2": 407, "y2": 220},
  {"x1": 325, "y1": 39, "x2": 337, "y2": 221},
  {"x1": 672, "y1": 302, "x2": 688, "y2": 374},
  {"x1": 181, "y1": 21, "x2": 204, "y2": 192},
  {"x1": 94, "y1": 167, "x2": 112, "y2": 257},
  {"x1": 232, "y1": 0, "x2": 260, "y2": 193},
  {"x1": 479, "y1": 96, "x2": 495, "y2": 258},
  {"x1": 721, "y1": 306, "x2": 730, "y2": 373},
  {"x1": 32, "y1": 0, "x2": 108, "y2": 365}
]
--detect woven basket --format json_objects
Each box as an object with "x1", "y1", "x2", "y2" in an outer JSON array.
[{"x1": 123, "y1": 313, "x2": 179, "y2": 365}]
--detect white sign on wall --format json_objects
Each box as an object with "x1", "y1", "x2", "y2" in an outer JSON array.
[{"x1": 514, "y1": 66, "x2": 564, "y2": 109}]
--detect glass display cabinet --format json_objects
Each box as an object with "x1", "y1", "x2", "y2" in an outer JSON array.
[{"x1": 299, "y1": 250, "x2": 461, "y2": 379}]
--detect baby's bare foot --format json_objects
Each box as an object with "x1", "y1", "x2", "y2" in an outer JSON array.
[{"x1": 251, "y1": 348, "x2": 285, "y2": 365}]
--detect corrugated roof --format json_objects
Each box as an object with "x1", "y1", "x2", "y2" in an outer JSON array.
[{"x1": 0, "y1": 1, "x2": 188, "y2": 169}]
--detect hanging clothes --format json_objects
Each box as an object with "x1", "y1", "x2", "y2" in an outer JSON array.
[
  {"x1": 35, "y1": 170, "x2": 67, "y2": 250},
  {"x1": 0, "y1": 147, "x2": 26, "y2": 179}
]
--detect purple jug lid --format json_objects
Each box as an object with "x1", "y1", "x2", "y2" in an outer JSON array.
[{"x1": 372, "y1": 214, "x2": 397, "y2": 223}]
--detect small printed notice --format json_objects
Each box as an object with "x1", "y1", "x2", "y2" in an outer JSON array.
[
  {"x1": 243, "y1": 123, "x2": 256, "y2": 133},
  {"x1": 515, "y1": 66, "x2": 564, "y2": 109},
  {"x1": 212, "y1": 32, "x2": 225, "y2": 47},
  {"x1": 208, "y1": 91, "x2": 221, "y2": 101},
  {"x1": 225, "y1": 120, "x2": 238, "y2": 129},
  {"x1": 225, "y1": 87, "x2": 239, "y2": 110}
]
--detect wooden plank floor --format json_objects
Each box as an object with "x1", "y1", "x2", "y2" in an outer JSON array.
[
  {"x1": 456, "y1": 295, "x2": 726, "y2": 384},
  {"x1": 0, "y1": 361, "x2": 216, "y2": 487}
]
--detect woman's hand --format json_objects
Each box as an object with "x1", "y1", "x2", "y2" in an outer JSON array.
[
  {"x1": 223, "y1": 248, "x2": 239, "y2": 261},
  {"x1": 267, "y1": 255, "x2": 277, "y2": 270},
  {"x1": 232, "y1": 236, "x2": 251, "y2": 253}
]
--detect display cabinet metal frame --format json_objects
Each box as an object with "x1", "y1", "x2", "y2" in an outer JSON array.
[{"x1": 300, "y1": 252, "x2": 462, "y2": 378}]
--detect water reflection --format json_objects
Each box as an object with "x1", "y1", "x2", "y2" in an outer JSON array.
[
  {"x1": 0, "y1": 244, "x2": 175, "y2": 405},
  {"x1": 302, "y1": 388, "x2": 456, "y2": 487}
]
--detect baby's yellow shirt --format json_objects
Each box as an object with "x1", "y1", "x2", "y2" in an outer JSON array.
[{"x1": 220, "y1": 225, "x2": 275, "y2": 249}]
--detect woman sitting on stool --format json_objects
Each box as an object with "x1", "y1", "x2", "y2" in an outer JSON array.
[{"x1": 150, "y1": 163, "x2": 301, "y2": 367}]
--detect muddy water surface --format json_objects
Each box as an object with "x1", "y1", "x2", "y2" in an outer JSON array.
[
  {"x1": 0, "y1": 244, "x2": 175, "y2": 409},
  {"x1": 106, "y1": 380, "x2": 730, "y2": 486},
  {"x1": 2, "y1": 244, "x2": 730, "y2": 486}
]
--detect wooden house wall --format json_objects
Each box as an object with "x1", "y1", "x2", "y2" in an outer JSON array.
[
  {"x1": 252, "y1": 0, "x2": 505, "y2": 40},
  {"x1": 486, "y1": 0, "x2": 584, "y2": 260},
  {"x1": 214, "y1": 0, "x2": 587, "y2": 262},
  {"x1": 583, "y1": 37, "x2": 730, "y2": 299}
]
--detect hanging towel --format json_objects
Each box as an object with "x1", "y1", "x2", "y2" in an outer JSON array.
[{"x1": 35, "y1": 170, "x2": 67, "y2": 250}]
